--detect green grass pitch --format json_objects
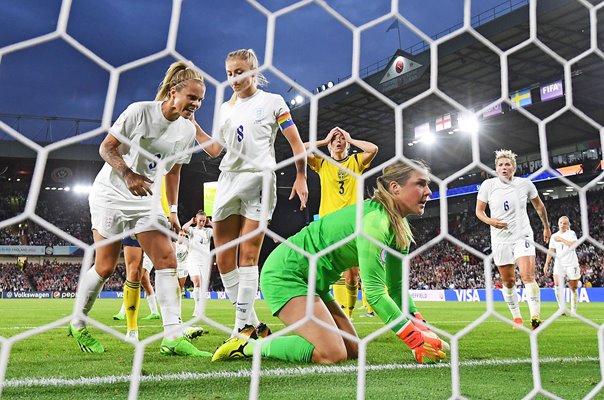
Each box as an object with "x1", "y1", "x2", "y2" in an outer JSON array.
[{"x1": 0, "y1": 299, "x2": 601, "y2": 399}]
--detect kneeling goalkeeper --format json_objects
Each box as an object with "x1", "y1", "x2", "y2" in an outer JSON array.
[{"x1": 212, "y1": 161, "x2": 448, "y2": 365}]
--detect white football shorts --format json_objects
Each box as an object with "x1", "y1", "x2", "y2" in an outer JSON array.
[
  {"x1": 492, "y1": 237, "x2": 536, "y2": 266},
  {"x1": 212, "y1": 170, "x2": 276, "y2": 222}
]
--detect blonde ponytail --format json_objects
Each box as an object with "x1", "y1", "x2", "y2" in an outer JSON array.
[{"x1": 156, "y1": 61, "x2": 204, "y2": 101}]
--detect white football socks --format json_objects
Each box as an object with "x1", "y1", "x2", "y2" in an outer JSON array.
[
  {"x1": 524, "y1": 281, "x2": 540, "y2": 319},
  {"x1": 155, "y1": 268, "x2": 182, "y2": 340},
  {"x1": 236, "y1": 266, "x2": 259, "y2": 331},
  {"x1": 71, "y1": 266, "x2": 107, "y2": 329},
  {"x1": 501, "y1": 285, "x2": 522, "y2": 319}
]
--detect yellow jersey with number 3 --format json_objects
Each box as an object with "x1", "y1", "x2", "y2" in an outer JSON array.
[{"x1": 310, "y1": 153, "x2": 367, "y2": 217}]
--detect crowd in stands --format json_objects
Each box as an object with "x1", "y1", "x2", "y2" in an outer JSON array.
[
  {"x1": 0, "y1": 262, "x2": 31, "y2": 292},
  {"x1": 0, "y1": 260, "x2": 126, "y2": 292},
  {"x1": 0, "y1": 189, "x2": 603, "y2": 293},
  {"x1": 0, "y1": 190, "x2": 92, "y2": 246}
]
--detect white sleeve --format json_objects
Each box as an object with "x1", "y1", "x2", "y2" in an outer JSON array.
[
  {"x1": 476, "y1": 180, "x2": 490, "y2": 203},
  {"x1": 109, "y1": 103, "x2": 142, "y2": 142},
  {"x1": 527, "y1": 179, "x2": 538, "y2": 200},
  {"x1": 273, "y1": 94, "x2": 290, "y2": 119}
]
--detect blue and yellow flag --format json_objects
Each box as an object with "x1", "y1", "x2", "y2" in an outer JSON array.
[{"x1": 510, "y1": 88, "x2": 532, "y2": 110}]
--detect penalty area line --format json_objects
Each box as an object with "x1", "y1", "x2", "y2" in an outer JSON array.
[{"x1": 2, "y1": 356, "x2": 599, "y2": 388}]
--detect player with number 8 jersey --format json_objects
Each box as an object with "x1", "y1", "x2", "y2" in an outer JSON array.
[{"x1": 193, "y1": 49, "x2": 308, "y2": 340}]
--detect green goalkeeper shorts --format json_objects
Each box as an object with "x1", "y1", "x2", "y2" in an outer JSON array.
[{"x1": 260, "y1": 243, "x2": 334, "y2": 316}]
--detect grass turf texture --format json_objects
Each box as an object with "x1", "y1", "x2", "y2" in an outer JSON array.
[{"x1": 0, "y1": 299, "x2": 601, "y2": 399}]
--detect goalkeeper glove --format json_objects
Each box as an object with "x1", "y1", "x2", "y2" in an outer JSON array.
[
  {"x1": 411, "y1": 311, "x2": 429, "y2": 332},
  {"x1": 398, "y1": 322, "x2": 447, "y2": 364}
]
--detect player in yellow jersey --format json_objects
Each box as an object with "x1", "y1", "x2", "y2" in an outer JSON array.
[{"x1": 305, "y1": 127, "x2": 378, "y2": 318}]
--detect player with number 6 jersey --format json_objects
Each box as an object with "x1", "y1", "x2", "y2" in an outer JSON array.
[{"x1": 476, "y1": 149, "x2": 550, "y2": 330}]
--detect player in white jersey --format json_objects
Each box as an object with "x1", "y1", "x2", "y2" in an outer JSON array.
[
  {"x1": 193, "y1": 49, "x2": 308, "y2": 339},
  {"x1": 69, "y1": 61, "x2": 210, "y2": 357},
  {"x1": 544, "y1": 216, "x2": 581, "y2": 315},
  {"x1": 476, "y1": 149, "x2": 550, "y2": 330},
  {"x1": 181, "y1": 210, "x2": 213, "y2": 317}
]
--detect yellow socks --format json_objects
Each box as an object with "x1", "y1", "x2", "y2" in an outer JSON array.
[
  {"x1": 345, "y1": 283, "x2": 358, "y2": 318},
  {"x1": 124, "y1": 280, "x2": 141, "y2": 331}
]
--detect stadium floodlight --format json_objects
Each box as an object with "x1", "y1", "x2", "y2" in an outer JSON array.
[
  {"x1": 64, "y1": 187, "x2": 71, "y2": 192},
  {"x1": 290, "y1": 98, "x2": 297, "y2": 106},
  {"x1": 294, "y1": 95, "x2": 303, "y2": 105},
  {"x1": 423, "y1": 131, "x2": 436, "y2": 145},
  {"x1": 458, "y1": 113, "x2": 479, "y2": 134},
  {"x1": 327, "y1": 81, "x2": 334, "y2": 88},
  {"x1": 73, "y1": 184, "x2": 92, "y2": 194}
]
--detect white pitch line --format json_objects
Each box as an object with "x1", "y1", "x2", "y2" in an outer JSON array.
[
  {"x1": 1, "y1": 317, "x2": 603, "y2": 331},
  {"x1": 1, "y1": 356, "x2": 599, "y2": 388}
]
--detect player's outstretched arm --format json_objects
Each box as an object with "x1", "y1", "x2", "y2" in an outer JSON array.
[
  {"x1": 190, "y1": 114, "x2": 223, "y2": 157},
  {"x1": 282, "y1": 124, "x2": 308, "y2": 210}
]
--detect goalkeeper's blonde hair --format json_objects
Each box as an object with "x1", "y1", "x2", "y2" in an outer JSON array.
[
  {"x1": 372, "y1": 160, "x2": 430, "y2": 250},
  {"x1": 155, "y1": 61, "x2": 205, "y2": 101}
]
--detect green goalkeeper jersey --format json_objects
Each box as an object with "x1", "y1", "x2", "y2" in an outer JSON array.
[{"x1": 280, "y1": 199, "x2": 411, "y2": 334}]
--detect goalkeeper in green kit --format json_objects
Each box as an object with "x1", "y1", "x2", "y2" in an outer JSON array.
[{"x1": 212, "y1": 160, "x2": 449, "y2": 364}]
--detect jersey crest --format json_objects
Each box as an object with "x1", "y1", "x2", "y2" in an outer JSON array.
[{"x1": 254, "y1": 107, "x2": 264, "y2": 124}]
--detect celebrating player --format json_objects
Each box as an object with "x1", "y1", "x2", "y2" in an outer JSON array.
[
  {"x1": 69, "y1": 61, "x2": 210, "y2": 357},
  {"x1": 544, "y1": 216, "x2": 581, "y2": 315},
  {"x1": 475, "y1": 149, "x2": 551, "y2": 330},
  {"x1": 212, "y1": 161, "x2": 449, "y2": 365},
  {"x1": 181, "y1": 210, "x2": 214, "y2": 317},
  {"x1": 193, "y1": 49, "x2": 308, "y2": 338},
  {"x1": 305, "y1": 126, "x2": 378, "y2": 319}
]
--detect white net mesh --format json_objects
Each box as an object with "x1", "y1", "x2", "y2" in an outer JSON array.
[{"x1": 0, "y1": 0, "x2": 603, "y2": 399}]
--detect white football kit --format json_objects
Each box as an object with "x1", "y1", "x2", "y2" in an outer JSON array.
[
  {"x1": 550, "y1": 230, "x2": 580, "y2": 280},
  {"x1": 477, "y1": 176, "x2": 538, "y2": 265},
  {"x1": 89, "y1": 101, "x2": 195, "y2": 238},
  {"x1": 213, "y1": 90, "x2": 291, "y2": 222},
  {"x1": 187, "y1": 227, "x2": 213, "y2": 282}
]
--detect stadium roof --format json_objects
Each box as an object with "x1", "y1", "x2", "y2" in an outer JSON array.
[
  {"x1": 275, "y1": 0, "x2": 603, "y2": 180},
  {"x1": 0, "y1": 0, "x2": 601, "y2": 188}
]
